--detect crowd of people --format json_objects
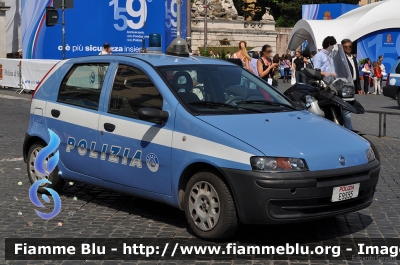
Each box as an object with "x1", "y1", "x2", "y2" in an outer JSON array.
[
  {"x1": 360, "y1": 55, "x2": 385, "y2": 95},
  {"x1": 100, "y1": 40, "x2": 386, "y2": 97},
  {"x1": 207, "y1": 41, "x2": 296, "y2": 88},
  {"x1": 213, "y1": 36, "x2": 387, "y2": 131},
  {"x1": 209, "y1": 38, "x2": 386, "y2": 97},
  {"x1": 98, "y1": 38, "x2": 388, "y2": 132}
]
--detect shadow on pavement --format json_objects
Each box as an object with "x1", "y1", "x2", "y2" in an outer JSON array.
[{"x1": 61, "y1": 181, "x2": 373, "y2": 243}]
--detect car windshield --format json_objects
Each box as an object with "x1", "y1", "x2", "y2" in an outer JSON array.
[{"x1": 157, "y1": 64, "x2": 296, "y2": 115}]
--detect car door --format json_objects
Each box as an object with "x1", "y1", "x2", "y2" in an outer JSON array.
[
  {"x1": 97, "y1": 61, "x2": 173, "y2": 195},
  {"x1": 45, "y1": 62, "x2": 112, "y2": 178}
]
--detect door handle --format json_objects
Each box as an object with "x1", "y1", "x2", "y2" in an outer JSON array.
[
  {"x1": 104, "y1": 123, "x2": 116, "y2": 132},
  {"x1": 51, "y1": 109, "x2": 60, "y2": 118}
]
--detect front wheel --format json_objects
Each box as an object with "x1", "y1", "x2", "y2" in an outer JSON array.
[
  {"x1": 397, "y1": 91, "x2": 400, "y2": 107},
  {"x1": 184, "y1": 171, "x2": 238, "y2": 239},
  {"x1": 27, "y1": 142, "x2": 65, "y2": 193}
]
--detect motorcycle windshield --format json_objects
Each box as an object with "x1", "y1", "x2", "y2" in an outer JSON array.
[{"x1": 322, "y1": 44, "x2": 354, "y2": 91}]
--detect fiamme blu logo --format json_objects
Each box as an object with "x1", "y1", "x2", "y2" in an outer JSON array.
[{"x1": 29, "y1": 129, "x2": 62, "y2": 220}]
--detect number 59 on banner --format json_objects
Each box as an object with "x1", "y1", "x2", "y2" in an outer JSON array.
[
  {"x1": 109, "y1": 0, "x2": 147, "y2": 31},
  {"x1": 165, "y1": 0, "x2": 177, "y2": 29}
]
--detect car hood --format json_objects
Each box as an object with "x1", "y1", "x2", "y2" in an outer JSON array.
[{"x1": 197, "y1": 111, "x2": 371, "y2": 171}]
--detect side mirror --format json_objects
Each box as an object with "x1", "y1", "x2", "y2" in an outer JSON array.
[{"x1": 138, "y1": 108, "x2": 169, "y2": 125}]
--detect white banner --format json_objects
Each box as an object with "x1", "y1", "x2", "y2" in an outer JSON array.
[
  {"x1": 22, "y1": 60, "x2": 59, "y2": 90},
  {"x1": 0, "y1": 59, "x2": 59, "y2": 91},
  {"x1": 0, "y1": 59, "x2": 21, "y2": 88}
]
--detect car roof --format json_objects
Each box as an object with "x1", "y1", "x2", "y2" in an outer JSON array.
[{"x1": 66, "y1": 53, "x2": 236, "y2": 67}]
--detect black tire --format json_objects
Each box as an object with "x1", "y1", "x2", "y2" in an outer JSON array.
[
  {"x1": 397, "y1": 91, "x2": 400, "y2": 107},
  {"x1": 184, "y1": 170, "x2": 238, "y2": 239},
  {"x1": 360, "y1": 136, "x2": 380, "y2": 162},
  {"x1": 27, "y1": 142, "x2": 65, "y2": 193}
]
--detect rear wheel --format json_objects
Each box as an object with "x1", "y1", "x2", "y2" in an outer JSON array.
[
  {"x1": 184, "y1": 171, "x2": 238, "y2": 239},
  {"x1": 27, "y1": 142, "x2": 65, "y2": 193}
]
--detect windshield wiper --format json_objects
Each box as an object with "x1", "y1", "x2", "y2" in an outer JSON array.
[
  {"x1": 236, "y1": 100, "x2": 297, "y2": 110},
  {"x1": 188, "y1": 101, "x2": 265, "y2": 113}
]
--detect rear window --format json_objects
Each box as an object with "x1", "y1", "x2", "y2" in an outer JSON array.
[{"x1": 58, "y1": 64, "x2": 109, "y2": 110}]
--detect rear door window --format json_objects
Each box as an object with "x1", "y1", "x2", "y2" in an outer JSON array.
[
  {"x1": 108, "y1": 64, "x2": 163, "y2": 119},
  {"x1": 58, "y1": 64, "x2": 109, "y2": 110}
]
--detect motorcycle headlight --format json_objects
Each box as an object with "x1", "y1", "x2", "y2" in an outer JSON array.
[
  {"x1": 250, "y1": 157, "x2": 309, "y2": 172},
  {"x1": 340, "y1": 86, "x2": 354, "y2": 98},
  {"x1": 366, "y1": 147, "x2": 375, "y2": 163}
]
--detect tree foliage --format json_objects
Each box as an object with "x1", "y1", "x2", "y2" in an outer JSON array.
[{"x1": 232, "y1": 0, "x2": 360, "y2": 27}]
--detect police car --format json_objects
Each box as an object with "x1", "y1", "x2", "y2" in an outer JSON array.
[
  {"x1": 24, "y1": 39, "x2": 380, "y2": 239},
  {"x1": 383, "y1": 58, "x2": 400, "y2": 107}
]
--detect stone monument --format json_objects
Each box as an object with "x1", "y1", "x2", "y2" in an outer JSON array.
[
  {"x1": 191, "y1": 0, "x2": 238, "y2": 20},
  {"x1": 190, "y1": 0, "x2": 277, "y2": 54},
  {"x1": 260, "y1": 7, "x2": 274, "y2": 22},
  {"x1": 243, "y1": 0, "x2": 262, "y2": 21}
]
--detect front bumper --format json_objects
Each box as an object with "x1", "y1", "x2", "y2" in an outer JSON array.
[{"x1": 221, "y1": 160, "x2": 380, "y2": 224}]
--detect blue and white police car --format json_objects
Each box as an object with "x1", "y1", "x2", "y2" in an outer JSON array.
[{"x1": 24, "y1": 40, "x2": 380, "y2": 239}]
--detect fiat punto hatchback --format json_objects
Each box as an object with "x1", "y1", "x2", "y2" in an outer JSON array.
[{"x1": 24, "y1": 51, "x2": 380, "y2": 239}]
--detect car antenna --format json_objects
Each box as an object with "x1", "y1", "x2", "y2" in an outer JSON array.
[{"x1": 165, "y1": 0, "x2": 190, "y2": 57}]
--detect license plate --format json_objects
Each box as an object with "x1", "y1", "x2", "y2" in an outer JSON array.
[{"x1": 331, "y1": 183, "x2": 360, "y2": 202}]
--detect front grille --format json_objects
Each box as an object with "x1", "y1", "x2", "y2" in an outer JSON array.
[
  {"x1": 268, "y1": 188, "x2": 374, "y2": 220},
  {"x1": 316, "y1": 170, "x2": 371, "y2": 187}
]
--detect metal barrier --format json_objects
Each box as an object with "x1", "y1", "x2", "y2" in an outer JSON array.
[{"x1": 366, "y1": 110, "x2": 400, "y2": 138}]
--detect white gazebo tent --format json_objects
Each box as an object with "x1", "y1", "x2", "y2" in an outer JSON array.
[{"x1": 288, "y1": 0, "x2": 400, "y2": 51}]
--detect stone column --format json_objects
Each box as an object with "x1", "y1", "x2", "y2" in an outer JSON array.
[{"x1": 0, "y1": 2, "x2": 11, "y2": 58}]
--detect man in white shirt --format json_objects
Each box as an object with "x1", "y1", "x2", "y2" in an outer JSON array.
[
  {"x1": 99, "y1": 43, "x2": 112, "y2": 55},
  {"x1": 378, "y1": 55, "x2": 386, "y2": 89},
  {"x1": 250, "y1": 51, "x2": 260, "y2": 77},
  {"x1": 313, "y1": 36, "x2": 337, "y2": 77}
]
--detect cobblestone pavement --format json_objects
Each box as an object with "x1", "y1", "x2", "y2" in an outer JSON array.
[{"x1": 0, "y1": 84, "x2": 400, "y2": 264}]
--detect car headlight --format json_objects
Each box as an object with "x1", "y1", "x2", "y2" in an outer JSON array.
[
  {"x1": 366, "y1": 147, "x2": 375, "y2": 163},
  {"x1": 250, "y1": 156, "x2": 309, "y2": 172}
]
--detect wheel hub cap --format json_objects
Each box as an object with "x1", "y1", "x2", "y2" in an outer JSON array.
[
  {"x1": 188, "y1": 181, "x2": 220, "y2": 231},
  {"x1": 28, "y1": 147, "x2": 49, "y2": 186}
]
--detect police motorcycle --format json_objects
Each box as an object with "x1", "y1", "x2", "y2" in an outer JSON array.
[{"x1": 283, "y1": 44, "x2": 380, "y2": 161}]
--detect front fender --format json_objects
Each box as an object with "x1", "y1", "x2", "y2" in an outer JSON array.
[{"x1": 319, "y1": 90, "x2": 358, "y2": 113}]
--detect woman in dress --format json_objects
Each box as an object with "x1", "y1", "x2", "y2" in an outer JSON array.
[
  {"x1": 231, "y1": 41, "x2": 253, "y2": 73},
  {"x1": 372, "y1": 61, "x2": 383, "y2": 95},
  {"x1": 362, "y1": 58, "x2": 372, "y2": 94},
  {"x1": 281, "y1": 54, "x2": 291, "y2": 83},
  {"x1": 257, "y1": 44, "x2": 279, "y2": 87}
]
